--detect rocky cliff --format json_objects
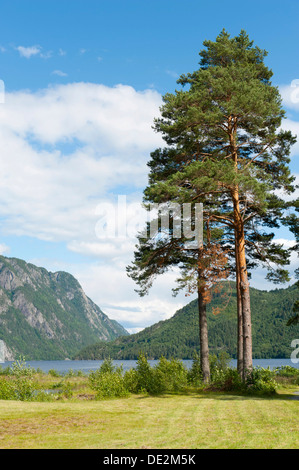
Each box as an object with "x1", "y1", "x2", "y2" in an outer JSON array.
[{"x1": 0, "y1": 256, "x2": 128, "y2": 360}]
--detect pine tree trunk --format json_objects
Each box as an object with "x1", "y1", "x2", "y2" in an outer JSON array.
[
  {"x1": 235, "y1": 236, "x2": 243, "y2": 377},
  {"x1": 198, "y1": 289, "x2": 210, "y2": 384},
  {"x1": 230, "y1": 119, "x2": 253, "y2": 380},
  {"x1": 234, "y1": 203, "x2": 253, "y2": 380}
]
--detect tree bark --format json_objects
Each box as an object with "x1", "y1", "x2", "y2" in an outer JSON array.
[
  {"x1": 198, "y1": 288, "x2": 210, "y2": 383},
  {"x1": 235, "y1": 236, "x2": 243, "y2": 377},
  {"x1": 234, "y1": 202, "x2": 253, "y2": 379},
  {"x1": 229, "y1": 116, "x2": 253, "y2": 380}
]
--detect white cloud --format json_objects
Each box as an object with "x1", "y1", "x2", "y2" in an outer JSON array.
[
  {"x1": 280, "y1": 82, "x2": 299, "y2": 111},
  {"x1": 16, "y1": 45, "x2": 42, "y2": 58},
  {"x1": 0, "y1": 83, "x2": 162, "y2": 246},
  {"x1": 72, "y1": 261, "x2": 190, "y2": 329},
  {"x1": 0, "y1": 243, "x2": 10, "y2": 255},
  {"x1": 52, "y1": 70, "x2": 68, "y2": 77},
  {"x1": 15, "y1": 45, "x2": 52, "y2": 59}
]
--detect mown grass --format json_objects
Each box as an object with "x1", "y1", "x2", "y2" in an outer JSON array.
[{"x1": 0, "y1": 390, "x2": 298, "y2": 449}]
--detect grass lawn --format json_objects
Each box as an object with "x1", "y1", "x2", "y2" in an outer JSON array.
[{"x1": 0, "y1": 391, "x2": 298, "y2": 449}]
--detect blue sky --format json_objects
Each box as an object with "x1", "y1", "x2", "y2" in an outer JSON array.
[{"x1": 0, "y1": 0, "x2": 298, "y2": 332}]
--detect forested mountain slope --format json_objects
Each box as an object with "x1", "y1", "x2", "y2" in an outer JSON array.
[{"x1": 75, "y1": 283, "x2": 299, "y2": 360}]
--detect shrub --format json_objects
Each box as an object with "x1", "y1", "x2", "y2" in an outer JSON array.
[
  {"x1": 155, "y1": 357, "x2": 188, "y2": 392},
  {"x1": 123, "y1": 368, "x2": 139, "y2": 394},
  {"x1": 91, "y1": 372, "x2": 128, "y2": 399},
  {"x1": 243, "y1": 367, "x2": 277, "y2": 395},
  {"x1": 48, "y1": 369, "x2": 61, "y2": 377},
  {"x1": 60, "y1": 381, "x2": 73, "y2": 398},
  {"x1": 11, "y1": 357, "x2": 35, "y2": 378},
  {"x1": 89, "y1": 359, "x2": 128, "y2": 399},
  {"x1": 0, "y1": 377, "x2": 16, "y2": 400},
  {"x1": 133, "y1": 353, "x2": 164, "y2": 395},
  {"x1": 209, "y1": 352, "x2": 231, "y2": 383},
  {"x1": 274, "y1": 366, "x2": 299, "y2": 386},
  {"x1": 0, "y1": 375, "x2": 36, "y2": 401},
  {"x1": 14, "y1": 376, "x2": 36, "y2": 401},
  {"x1": 187, "y1": 351, "x2": 231, "y2": 387},
  {"x1": 187, "y1": 352, "x2": 202, "y2": 386}
]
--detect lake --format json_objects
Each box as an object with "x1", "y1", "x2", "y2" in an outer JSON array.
[{"x1": 0, "y1": 358, "x2": 298, "y2": 374}]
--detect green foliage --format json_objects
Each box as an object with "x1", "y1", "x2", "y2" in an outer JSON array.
[
  {"x1": 0, "y1": 358, "x2": 37, "y2": 401},
  {"x1": 274, "y1": 366, "x2": 299, "y2": 385},
  {"x1": 275, "y1": 366, "x2": 299, "y2": 377},
  {"x1": 243, "y1": 368, "x2": 277, "y2": 395},
  {"x1": 155, "y1": 357, "x2": 188, "y2": 392},
  {"x1": 133, "y1": 353, "x2": 164, "y2": 395},
  {"x1": 125, "y1": 354, "x2": 188, "y2": 395},
  {"x1": 76, "y1": 283, "x2": 299, "y2": 360},
  {"x1": 186, "y1": 352, "x2": 277, "y2": 395},
  {"x1": 11, "y1": 357, "x2": 35, "y2": 378},
  {"x1": 48, "y1": 369, "x2": 61, "y2": 377},
  {"x1": 187, "y1": 352, "x2": 202, "y2": 386},
  {"x1": 88, "y1": 359, "x2": 128, "y2": 399},
  {"x1": 209, "y1": 352, "x2": 231, "y2": 383},
  {"x1": 0, "y1": 377, "x2": 15, "y2": 400}
]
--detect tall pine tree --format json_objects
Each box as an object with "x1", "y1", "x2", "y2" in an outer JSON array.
[{"x1": 128, "y1": 30, "x2": 296, "y2": 379}]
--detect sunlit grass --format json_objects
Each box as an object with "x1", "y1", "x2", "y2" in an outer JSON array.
[{"x1": 0, "y1": 391, "x2": 298, "y2": 449}]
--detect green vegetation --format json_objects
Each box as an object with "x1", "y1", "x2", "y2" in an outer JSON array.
[
  {"x1": 0, "y1": 357, "x2": 298, "y2": 449},
  {"x1": 1, "y1": 356, "x2": 298, "y2": 403},
  {"x1": 76, "y1": 283, "x2": 299, "y2": 360}
]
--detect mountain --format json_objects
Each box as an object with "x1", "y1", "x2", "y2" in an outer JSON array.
[
  {"x1": 0, "y1": 255, "x2": 128, "y2": 360},
  {"x1": 75, "y1": 283, "x2": 299, "y2": 360}
]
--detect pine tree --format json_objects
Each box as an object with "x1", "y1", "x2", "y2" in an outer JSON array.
[{"x1": 128, "y1": 30, "x2": 296, "y2": 380}]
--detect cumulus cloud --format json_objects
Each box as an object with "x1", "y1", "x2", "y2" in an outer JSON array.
[
  {"x1": 16, "y1": 45, "x2": 42, "y2": 58},
  {"x1": 73, "y1": 261, "x2": 190, "y2": 330},
  {"x1": 0, "y1": 82, "x2": 163, "y2": 254}
]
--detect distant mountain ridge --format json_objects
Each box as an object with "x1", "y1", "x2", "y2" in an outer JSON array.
[
  {"x1": 75, "y1": 283, "x2": 299, "y2": 360},
  {"x1": 0, "y1": 255, "x2": 128, "y2": 360}
]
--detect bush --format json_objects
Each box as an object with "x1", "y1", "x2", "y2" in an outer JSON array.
[
  {"x1": 11, "y1": 357, "x2": 35, "y2": 378},
  {"x1": 155, "y1": 357, "x2": 188, "y2": 392},
  {"x1": 0, "y1": 375, "x2": 36, "y2": 401},
  {"x1": 187, "y1": 352, "x2": 202, "y2": 386},
  {"x1": 48, "y1": 369, "x2": 61, "y2": 377},
  {"x1": 3, "y1": 358, "x2": 37, "y2": 401},
  {"x1": 187, "y1": 351, "x2": 231, "y2": 387},
  {"x1": 274, "y1": 366, "x2": 299, "y2": 386},
  {"x1": 275, "y1": 366, "x2": 299, "y2": 377},
  {"x1": 133, "y1": 353, "x2": 164, "y2": 395},
  {"x1": 123, "y1": 368, "x2": 139, "y2": 394},
  {"x1": 243, "y1": 367, "x2": 277, "y2": 395},
  {"x1": 0, "y1": 377, "x2": 16, "y2": 400},
  {"x1": 89, "y1": 359, "x2": 128, "y2": 399}
]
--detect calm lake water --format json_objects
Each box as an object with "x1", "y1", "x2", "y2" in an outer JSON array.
[{"x1": 0, "y1": 358, "x2": 298, "y2": 374}]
